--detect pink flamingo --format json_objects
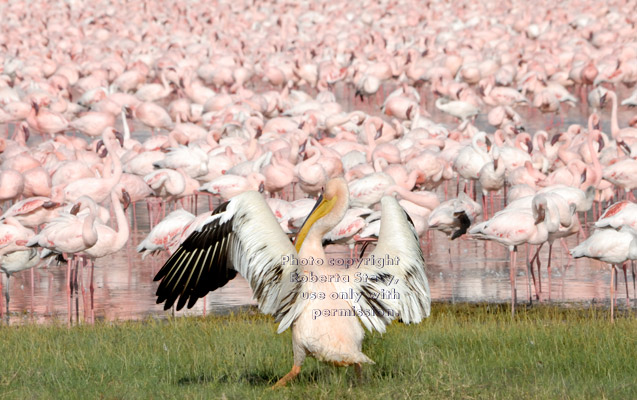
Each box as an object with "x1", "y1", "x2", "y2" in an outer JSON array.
[
  {"x1": 0, "y1": 169, "x2": 25, "y2": 205},
  {"x1": 262, "y1": 153, "x2": 296, "y2": 197},
  {"x1": 22, "y1": 166, "x2": 52, "y2": 197},
  {"x1": 571, "y1": 227, "x2": 637, "y2": 322},
  {"x1": 25, "y1": 102, "x2": 68, "y2": 137},
  {"x1": 0, "y1": 190, "x2": 64, "y2": 229},
  {"x1": 478, "y1": 147, "x2": 505, "y2": 218},
  {"x1": 603, "y1": 90, "x2": 637, "y2": 143},
  {"x1": 69, "y1": 112, "x2": 116, "y2": 138},
  {"x1": 428, "y1": 192, "x2": 482, "y2": 239},
  {"x1": 294, "y1": 145, "x2": 328, "y2": 196},
  {"x1": 133, "y1": 102, "x2": 174, "y2": 134},
  {"x1": 453, "y1": 131, "x2": 491, "y2": 197},
  {"x1": 470, "y1": 198, "x2": 550, "y2": 315},
  {"x1": 199, "y1": 172, "x2": 265, "y2": 201},
  {"x1": 137, "y1": 209, "x2": 196, "y2": 259},
  {"x1": 602, "y1": 159, "x2": 637, "y2": 200},
  {"x1": 26, "y1": 196, "x2": 100, "y2": 324},
  {"x1": 135, "y1": 70, "x2": 174, "y2": 102},
  {"x1": 83, "y1": 189, "x2": 131, "y2": 322},
  {"x1": 1, "y1": 248, "x2": 40, "y2": 317},
  {"x1": 63, "y1": 128, "x2": 123, "y2": 204},
  {"x1": 595, "y1": 201, "x2": 637, "y2": 231}
]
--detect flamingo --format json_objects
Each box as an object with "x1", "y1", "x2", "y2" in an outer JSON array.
[
  {"x1": 435, "y1": 97, "x2": 480, "y2": 122},
  {"x1": 571, "y1": 227, "x2": 637, "y2": 321},
  {"x1": 69, "y1": 112, "x2": 116, "y2": 138},
  {"x1": 469, "y1": 198, "x2": 550, "y2": 315},
  {"x1": 478, "y1": 146, "x2": 505, "y2": 218},
  {"x1": 25, "y1": 102, "x2": 68, "y2": 137},
  {"x1": 530, "y1": 193, "x2": 580, "y2": 300},
  {"x1": 428, "y1": 192, "x2": 481, "y2": 239},
  {"x1": 133, "y1": 102, "x2": 174, "y2": 133},
  {"x1": 0, "y1": 169, "x2": 25, "y2": 205},
  {"x1": 26, "y1": 195, "x2": 101, "y2": 323},
  {"x1": 198, "y1": 172, "x2": 265, "y2": 201},
  {"x1": 262, "y1": 153, "x2": 296, "y2": 197},
  {"x1": 595, "y1": 201, "x2": 637, "y2": 230},
  {"x1": 1, "y1": 248, "x2": 40, "y2": 317},
  {"x1": 348, "y1": 172, "x2": 396, "y2": 208},
  {"x1": 294, "y1": 145, "x2": 328, "y2": 196},
  {"x1": 82, "y1": 189, "x2": 131, "y2": 322},
  {"x1": 63, "y1": 128, "x2": 123, "y2": 204},
  {"x1": 603, "y1": 90, "x2": 637, "y2": 143},
  {"x1": 137, "y1": 209, "x2": 196, "y2": 258},
  {"x1": 453, "y1": 131, "x2": 492, "y2": 196},
  {"x1": 0, "y1": 193, "x2": 64, "y2": 229},
  {"x1": 602, "y1": 159, "x2": 637, "y2": 199}
]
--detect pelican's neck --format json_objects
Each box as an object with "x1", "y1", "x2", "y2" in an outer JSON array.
[{"x1": 298, "y1": 179, "x2": 349, "y2": 260}]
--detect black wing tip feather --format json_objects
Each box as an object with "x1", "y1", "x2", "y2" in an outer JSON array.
[
  {"x1": 154, "y1": 200, "x2": 236, "y2": 311},
  {"x1": 450, "y1": 210, "x2": 471, "y2": 240}
]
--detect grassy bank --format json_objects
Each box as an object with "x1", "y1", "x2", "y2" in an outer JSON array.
[{"x1": 0, "y1": 304, "x2": 635, "y2": 399}]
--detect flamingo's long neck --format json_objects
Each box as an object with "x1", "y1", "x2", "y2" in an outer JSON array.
[
  {"x1": 585, "y1": 131, "x2": 602, "y2": 187},
  {"x1": 103, "y1": 136, "x2": 123, "y2": 192},
  {"x1": 82, "y1": 205, "x2": 98, "y2": 248},
  {"x1": 609, "y1": 91, "x2": 620, "y2": 139},
  {"x1": 110, "y1": 190, "x2": 129, "y2": 252},
  {"x1": 472, "y1": 133, "x2": 488, "y2": 158}
]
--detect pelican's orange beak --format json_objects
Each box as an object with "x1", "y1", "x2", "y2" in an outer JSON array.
[{"x1": 294, "y1": 193, "x2": 337, "y2": 252}]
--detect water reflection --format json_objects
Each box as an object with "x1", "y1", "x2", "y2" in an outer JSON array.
[
  {"x1": 3, "y1": 86, "x2": 637, "y2": 324},
  {"x1": 3, "y1": 195, "x2": 633, "y2": 325}
]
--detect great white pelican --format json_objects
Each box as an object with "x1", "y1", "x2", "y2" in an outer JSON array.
[{"x1": 153, "y1": 177, "x2": 430, "y2": 387}]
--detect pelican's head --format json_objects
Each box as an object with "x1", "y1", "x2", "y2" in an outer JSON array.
[{"x1": 294, "y1": 177, "x2": 349, "y2": 252}]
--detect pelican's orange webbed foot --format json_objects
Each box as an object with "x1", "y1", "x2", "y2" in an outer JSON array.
[{"x1": 271, "y1": 365, "x2": 301, "y2": 389}]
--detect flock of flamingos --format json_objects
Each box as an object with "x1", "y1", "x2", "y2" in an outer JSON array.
[{"x1": 1, "y1": 0, "x2": 637, "y2": 323}]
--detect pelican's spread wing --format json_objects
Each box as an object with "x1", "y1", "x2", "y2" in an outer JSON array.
[
  {"x1": 154, "y1": 191, "x2": 301, "y2": 325},
  {"x1": 337, "y1": 196, "x2": 431, "y2": 333}
]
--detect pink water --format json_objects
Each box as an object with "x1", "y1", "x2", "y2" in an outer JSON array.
[
  {"x1": 3, "y1": 86, "x2": 636, "y2": 324},
  {"x1": 2, "y1": 192, "x2": 633, "y2": 325}
]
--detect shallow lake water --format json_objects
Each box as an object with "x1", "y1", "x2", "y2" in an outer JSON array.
[
  {"x1": 2, "y1": 85, "x2": 637, "y2": 324},
  {"x1": 2, "y1": 187, "x2": 634, "y2": 325}
]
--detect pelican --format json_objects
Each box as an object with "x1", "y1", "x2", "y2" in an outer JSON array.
[{"x1": 153, "y1": 177, "x2": 430, "y2": 387}]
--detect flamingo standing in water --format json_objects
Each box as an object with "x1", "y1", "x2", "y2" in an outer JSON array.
[
  {"x1": 199, "y1": 172, "x2": 265, "y2": 202},
  {"x1": 453, "y1": 131, "x2": 492, "y2": 198},
  {"x1": 0, "y1": 194, "x2": 64, "y2": 229},
  {"x1": 136, "y1": 209, "x2": 196, "y2": 258},
  {"x1": 478, "y1": 146, "x2": 505, "y2": 218},
  {"x1": 133, "y1": 101, "x2": 174, "y2": 134},
  {"x1": 469, "y1": 198, "x2": 549, "y2": 315},
  {"x1": 83, "y1": 189, "x2": 131, "y2": 322},
  {"x1": 435, "y1": 97, "x2": 480, "y2": 122},
  {"x1": 1, "y1": 248, "x2": 40, "y2": 317},
  {"x1": 69, "y1": 112, "x2": 116, "y2": 138},
  {"x1": 595, "y1": 201, "x2": 637, "y2": 230},
  {"x1": 25, "y1": 102, "x2": 68, "y2": 137},
  {"x1": 63, "y1": 128, "x2": 123, "y2": 204},
  {"x1": 27, "y1": 196, "x2": 101, "y2": 324},
  {"x1": 0, "y1": 217, "x2": 38, "y2": 317},
  {"x1": 0, "y1": 169, "x2": 25, "y2": 206},
  {"x1": 571, "y1": 226, "x2": 637, "y2": 322}
]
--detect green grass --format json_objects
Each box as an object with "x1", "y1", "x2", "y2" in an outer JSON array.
[{"x1": 0, "y1": 304, "x2": 635, "y2": 399}]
